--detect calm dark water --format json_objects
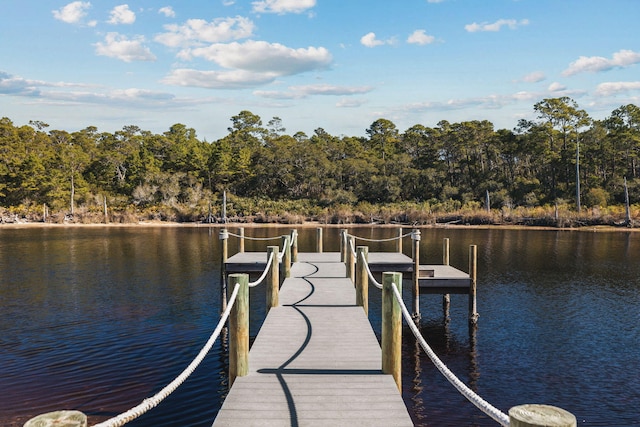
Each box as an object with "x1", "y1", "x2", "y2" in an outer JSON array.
[{"x1": 1, "y1": 226, "x2": 639, "y2": 426}]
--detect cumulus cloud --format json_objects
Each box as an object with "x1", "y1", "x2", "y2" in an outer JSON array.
[
  {"x1": 595, "y1": 81, "x2": 640, "y2": 96},
  {"x1": 95, "y1": 33, "x2": 156, "y2": 62},
  {"x1": 252, "y1": 0, "x2": 316, "y2": 14},
  {"x1": 522, "y1": 71, "x2": 546, "y2": 83},
  {"x1": 158, "y1": 6, "x2": 175, "y2": 18},
  {"x1": 155, "y1": 17, "x2": 255, "y2": 48},
  {"x1": 108, "y1": 4, "x2": 135, "y2": 25},
  {"x1": 186, "y1": 40, "x2": 331, "y2": 75},
  {"x1": 548, "y1": 82, "x2": 566, "y2": 92},
  {"x1": 52, "y1": 1, "x2": 95, "y2": 26},
  {"x1": 360, "y1": 32, "x2": 394, "y2": 48},
  {"x1": 162, "y1": 68, "x2": 278, "y2": 89},
  {"x1": 465, "y1": 18, "x2": 529, "y2": 33},
  {"x1": 562, "y1": 49, "x2": 640, "y2": 76},
  {"x1": 407, "y1": 30, "x2": 435, "y2": 45}
]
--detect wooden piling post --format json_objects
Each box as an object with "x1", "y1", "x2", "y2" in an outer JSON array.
[
  {"x1": 291, "y1": 229, "x2": 298, "y2": 262},
  {"x1": 238, "y1": 227, "x2": 245, "y2": 253},
  {"x1": 266, "y1": 246, "x2": 279, "y2": 311},
  {"x1": 356, "y1": 246, "x2": 369, "y2": 315},
  {"x1": 443, "y1": 238, "x2": 450, "y2": 266},
  {"x1": 443, "y1": 238, "x2": 451, "y2": 318},
  {"x1": 412, "y1": 230, "x2": 421, "y2": 320},
  {"x1": 382, "y1": 271, "x2": 403, "y2": 392},
  {"x1": 396, "y1": 227, "x2": 403, "y2": 253},
  {"x1": 469, "y1": 245, "x2": 479, "y2": 325},
  {"x1": 228, "y1": 273, "x2": 249, "y2": 388},
  {"x1": 281, "y1": 235, "x2": 291, "y2": 278},
  {"x1": 316, "y1": 227, "x2": 323, "y2": 253},
  {"x1": 340, "y1": 229, "x2": 348, "y2": 262},
  {"x1": 24, "y1": 411, "x2": 87, "y2": 427},
  {"x1": 346, "y1": 235, "x2": 356, "y2": 282},
  {"x1": 509, "y1": 404, "x2": 576, "y2": 427},
  {"x1": 219, "y1": 228, "x2": 229, "y2": 313}
]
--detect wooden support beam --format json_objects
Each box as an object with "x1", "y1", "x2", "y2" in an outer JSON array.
[{"x1": 228, "y1": 273, "x2": 249, "y2": 388}]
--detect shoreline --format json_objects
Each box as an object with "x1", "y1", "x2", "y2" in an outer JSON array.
[{"x1": 1, "y1": 220, "x2": 637, "y2": 233}]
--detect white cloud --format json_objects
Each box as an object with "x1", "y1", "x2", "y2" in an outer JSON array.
[
  {"x1": 52, "y1": 1, "x2": 92, "y2": 25},
  {"x1": 465, "y1": 19, "x2": 529, "y2": 33},
  {"x1": 155, "y1": 17, "x2": 255, "y2": 48},
  {"x1": 595, "y1": 81, "x2": 640, "y2": 96},
  {"x1": 562, "y1": 49, "x2": 640, "y2": 76},
  {"x1": 162, "y1": 68, "x2": 278, "y2": 89},
  {"x1": 252, "y1": 0, "x2": 316, "y2": 14},
  {"x1": 186, "y1": 40, "x2": 332, "y2": 75},
  {"x1": 254, "y1": 84, "x2": 372, "y2": 99},
  {"x1": 548, "y1": 82, "x2": 566, "y2": 92},
  {"x1": 158, "y1": 6, "x2": 175, "y2": 18},
  {"x1": 360, "y1": 32, "x2": 394, "y2": 48},
  {"x1": 108, "y1": 4, "x2": 136, "y2": 25},
  {"x1": 522, "y1": 71, "x2": 545, "y2": 83},
  {"x1": 94, "y1": 33, "x2": 156, "y2": 62},
  {"x1": 407, "y1": 30, "x2": 435, "y2": 45},
  {"x1": 336, "y1": 98, "x2": 366, "y2": 108}
]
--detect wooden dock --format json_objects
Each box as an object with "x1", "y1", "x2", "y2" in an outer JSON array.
[{"x1": 213, "y1": 257, "x2": 414, "y2": 426}]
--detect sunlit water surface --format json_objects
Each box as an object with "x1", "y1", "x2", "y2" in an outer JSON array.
[{"x1": 1, "y1": 226, "x2": 639, "y2": 426}]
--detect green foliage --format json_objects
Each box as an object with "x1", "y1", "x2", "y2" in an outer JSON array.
[{"x1": 2, "y1": 99, "x2": 640, "y2": 223}]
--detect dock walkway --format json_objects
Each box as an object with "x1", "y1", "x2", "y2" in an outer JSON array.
[{"x1": 213, "y1": 256, "x2": 413, "y2": 427}]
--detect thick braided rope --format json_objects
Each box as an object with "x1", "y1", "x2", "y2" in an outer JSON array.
[
  {"x1": 249, "y1": 252, "x2": 274, "y2": 288},
  {"x1": 360, "y1": 250, "x2": 383, "y2": 290},
  {"x1": 346, "y1": 231, "x2": 414, "y2": 243},
  {"x1": 92, "y1": 283, "x2": 241, "y2": 427},
  {"x1": 390, "y1": 284, "x2": 510, "y2": 426}
]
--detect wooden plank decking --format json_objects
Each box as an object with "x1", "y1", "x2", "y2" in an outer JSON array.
[{"x1": 213, "y1": 258, "x2": 414, "y2": 427}]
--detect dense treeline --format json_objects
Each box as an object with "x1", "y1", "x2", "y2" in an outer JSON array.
[{"x1": 1, "y1": 97, "x2": 639, "y2": 224}]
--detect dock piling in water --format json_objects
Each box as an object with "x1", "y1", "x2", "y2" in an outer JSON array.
[
  {"x1": 382, "y1": 271, "x2": 403, "y2": 391},
  {"x1": 228, "y1": 273, "x2": 249, "y2": 388},
  {"x1": 356, "y1": 245, "x2": 369, "y2": 315}
]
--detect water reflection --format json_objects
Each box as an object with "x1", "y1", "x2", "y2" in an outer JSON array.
[{"x1": 1, "y1": 226, "x2": 639, "y2": 426}]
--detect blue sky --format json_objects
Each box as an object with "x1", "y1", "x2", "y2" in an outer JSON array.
[{"x1": 1, "y1": 0, "x2": 639, "y2": 140}]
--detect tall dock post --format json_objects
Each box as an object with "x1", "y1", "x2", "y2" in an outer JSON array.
[
  {"x1": 396, "y1": 227, "x2": 403, "y2": 253},
  {"x1": 316, "y1": 227, "x2": 323, "y2": 253},
  {"x1": 346, "y1": 235, "x2": 356, "y2": 282},
  {"x1": 443, "y1": 238, "x2": 451, "y2": 318},
  {"x1": 291, "y1": 229, "x2": 298, "y2": 262},
  {"x1": 340, "y1": 229, "x2": 348, "y2": 262},
  {"x1": 266, "y1": 246, "x2": 279, "y2": 311},
  {"x1": 382, "y1": 272, "x2": 403, "y2": 391},
  {"x1": 219, "y1": 228, "x2": 229, "y2": 313},
  {"x1": 356, "y1": 246, "x2": 369, "y2": 316},
  {"x1": 411, "y1": 229, "x2": 421, "y2": 320},
  {"x1": 238, "y1": 227, "x2": 245, "y2": 253},
  {"x1": 228, "y1": 273, "x2": 249, "y2": 388},
  {"x1": 469, "y1": 245, "x2": 479, "y2": 325},
  {"x1": 281, "y1": 235, "x2": 291, "y2": 278}
]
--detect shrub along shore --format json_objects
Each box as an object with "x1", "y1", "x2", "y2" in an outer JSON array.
[{"x1": 1, "y1": 197, "x2": 636, "y2": 229}]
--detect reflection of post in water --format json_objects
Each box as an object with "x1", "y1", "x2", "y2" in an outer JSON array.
[
  {"x1": 467, "y1": 324, "x2": 479, "y2": 391},
  {"x1": 409, "y1": 338, "x2": 426, "y2": 424}
]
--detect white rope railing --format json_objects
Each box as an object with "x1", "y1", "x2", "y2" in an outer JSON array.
[
  {"x1": 249, "y1": 252, "x2": 275, "y2": 288},
  {"x1": 389, "y1": 284, "x2": 510, "y2": 427},
  {"x1": 226, "y1": 232, "x2": 282, "y2": 242},
  {"x1": 348, "y1": 235, "x2": 357, "y2": 258},
  {"x1": 93, "y1": 282, "x2": 242, "y2": 427},
  {"x1": 346, "y1": 231, "x2": 414, "y2": 243},
  {"x1": 359, "y1": 250, "x2": 382, "y2": 290},
  {"x1": 277, "y1": 240, "x2": 286, "y2": 261}
]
